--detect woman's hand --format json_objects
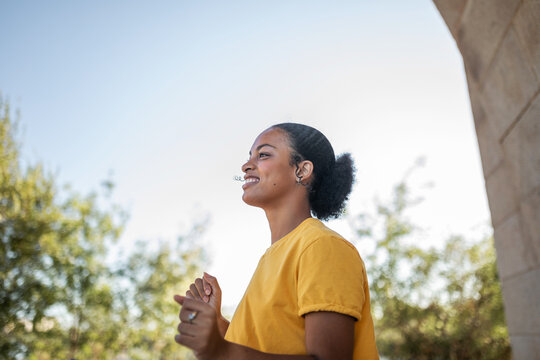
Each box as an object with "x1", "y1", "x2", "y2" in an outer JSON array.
[
  {"x1": 186, "y1": 273, "x2": 222, "y2": 313},
  {"x1": 186, "y1": 273, "x2": 229, "y2": 336},
  {"x1": 174, "y1": 295, "x2": 228, "y2": 360}
]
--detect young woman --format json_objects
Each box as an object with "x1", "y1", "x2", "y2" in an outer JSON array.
[{"x1": 174, "y1": 123, "x2": 379, "y2": 360}]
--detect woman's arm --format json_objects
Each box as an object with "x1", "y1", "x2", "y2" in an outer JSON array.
[
  {"x1": 304, "y1": 311, "x2": 355, "y2": 359},
  {"x1": 218, "y1": 311, "x2": 354, "y2": 360},
  {"x1": 174, "y1": 296, "x2": 355, "y2": 360},
  {"x1": 216, "y1": 315, "x2": 230, "y2": 337}
]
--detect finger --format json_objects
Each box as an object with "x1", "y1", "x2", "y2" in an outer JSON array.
[
  {"x1": 186, "y1": 290, "x2": 195, "y2": 299},
  {"x1": 175, "y1": 294, "x2": 198, "y2": 308},
  {"x1": 175, "y1": 333, "x2": 197, "y2": 348},
  {"x1": 194, "y1": 278, "x2": 209, "y2": 302},
  {"x1": 176, "y1": 296, "x2": 209, "y2": 312},
  {"x1": 179, "y1": 308, "x2": 200, "y2": 323},
  {"x1": 190, "y1": 283, "x2": 203, "y2": 301},
  {"x1": 203, "y1": 272, "x2": 221, "y2": 293},
  {"x1": 177, "y1": 322, "x2": 198, "y2": 336},
  {"x1": 202, "y1": 277, "x2": 212, "y2": 296},
  {"x1": 174, "y1": 294, "x2": 183, "y2": 305}
]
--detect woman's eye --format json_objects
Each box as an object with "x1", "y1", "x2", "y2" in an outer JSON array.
[{"x1": 259, "y1": 153, "x2": 269, "y2": 158}]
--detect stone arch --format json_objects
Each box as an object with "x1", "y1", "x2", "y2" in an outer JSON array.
[{"x1": 434, "y1": 1, "x2": 540, "y2": 359}]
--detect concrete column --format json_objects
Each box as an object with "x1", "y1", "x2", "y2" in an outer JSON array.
[{"x1": 433, "y1": 0, "x2": 540, "y2": 358}]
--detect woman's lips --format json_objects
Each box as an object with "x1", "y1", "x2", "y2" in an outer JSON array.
[{"x1": 242, "y1": 176, "x2": 260, "y2": 190}]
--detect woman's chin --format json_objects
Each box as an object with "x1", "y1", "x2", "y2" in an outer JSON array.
[
  {"x1": 242, "y1": 192, "x2": 262, "y2": 207},
  {"x1": 241, "y1": 193, "x2": 254, "y2": 206}
]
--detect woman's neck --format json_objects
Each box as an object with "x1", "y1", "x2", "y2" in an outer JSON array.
[{"x1": 264, "y1": 201, "x2": 312, "y2": 245}]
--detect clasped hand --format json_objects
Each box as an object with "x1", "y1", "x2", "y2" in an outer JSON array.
[{"x1": 174, "y1": 273, "x2": 228, "y2": 360}]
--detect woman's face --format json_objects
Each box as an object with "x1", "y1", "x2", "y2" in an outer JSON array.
[{"x1": 241, "y1": 128, "x2": 298, "y2": 208}]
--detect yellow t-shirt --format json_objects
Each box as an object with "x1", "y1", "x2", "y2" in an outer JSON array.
[{"x1": 225, "y1": 218, "x2": 379, "y2": 359}]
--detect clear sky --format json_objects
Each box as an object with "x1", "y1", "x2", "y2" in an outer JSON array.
[{"x1": 1, "y1": 0, "x2": 491, "y2": 312}]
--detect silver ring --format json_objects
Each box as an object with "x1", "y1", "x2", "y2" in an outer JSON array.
[{"x1": 187, "y1": 311, "x2": 198, "y2": 324}]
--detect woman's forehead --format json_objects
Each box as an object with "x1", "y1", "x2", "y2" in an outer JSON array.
[{"x1": 249, "y1": 128, "x2": 290, "y2": 152}]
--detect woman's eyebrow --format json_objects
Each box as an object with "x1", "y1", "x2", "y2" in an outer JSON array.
[{"x1": 249, "y1": 143, "x2": 276, "y2": 155}]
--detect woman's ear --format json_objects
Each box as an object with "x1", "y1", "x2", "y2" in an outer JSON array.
[{"x1": 296, "y1": 160, "x2": 314, "y2": 184}]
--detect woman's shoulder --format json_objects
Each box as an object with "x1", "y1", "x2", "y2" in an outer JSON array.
[
  {"x1": 296, "y1": 219, "x2": 367, "y2": 281},
  {"x1": 298, "y1": 218, "x2": 360, "y2": 257}
]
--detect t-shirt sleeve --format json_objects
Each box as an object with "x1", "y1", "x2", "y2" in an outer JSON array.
[{"x1": 297, "y1": 237, "x2": 366, "y2": 321}]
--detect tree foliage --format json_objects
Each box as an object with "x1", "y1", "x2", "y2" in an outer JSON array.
[
  {"x1": 0, "y1": 95, "x2": 204, "y2": 360},
  {"x1": 353, "y1": 178, "x2": 511, "y2": 359}
]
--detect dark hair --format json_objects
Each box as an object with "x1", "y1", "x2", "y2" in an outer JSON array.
[{"x1": 271, "y1": 123, "x2": 355, "y2": 220}]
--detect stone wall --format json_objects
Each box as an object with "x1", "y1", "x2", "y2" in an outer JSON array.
[{"x1": 433, "y1": 1, "x2": 540, "y2": 358}]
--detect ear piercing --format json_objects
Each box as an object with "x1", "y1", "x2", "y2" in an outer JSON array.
[{"x1": 296, "y1": 175, "x2": 306, "y2": 186}]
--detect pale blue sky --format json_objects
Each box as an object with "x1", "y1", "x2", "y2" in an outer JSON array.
[{"x1": 1, "y1": 1, "x2": 490, "y2": 310}]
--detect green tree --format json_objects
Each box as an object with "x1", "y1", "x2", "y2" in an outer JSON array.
[
  {"x1": 1, "y1": 95, "x2": 205, "y2": 360},
  {"x1": 352, "y1": 175, "x2": 511, "y2": 359},
  {"x1": 108, "y1": 228, "x2": 207, "y2": 360},
  {"x1": 0, "y1": 95, "x2": 127, "y2": 359}
]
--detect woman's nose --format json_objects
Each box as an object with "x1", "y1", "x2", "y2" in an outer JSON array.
[{"x1": 242, "y1": 159, "x2": 254, "y2": 173}]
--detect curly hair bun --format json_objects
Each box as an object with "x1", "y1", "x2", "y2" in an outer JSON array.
[
  {"x1": 310, "y1": 153, "x2": 355, "y2": 220},
  {"x1": 271, "y1": 123, "x2": 356, "y2": 220}
]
